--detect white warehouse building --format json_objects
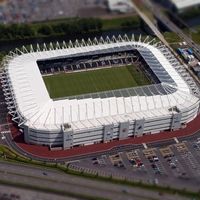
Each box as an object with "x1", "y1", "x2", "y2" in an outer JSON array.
[
  {"x1": 1, "y1": 35, "x2": 200, "y2": 149},
  {"x1": 167, "y1": 0, "x2": 200, "y2": 12}
]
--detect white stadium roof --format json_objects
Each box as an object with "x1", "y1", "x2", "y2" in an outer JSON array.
[{"x1": 3, "y1": 39, "x2": 199, "y2": 132}]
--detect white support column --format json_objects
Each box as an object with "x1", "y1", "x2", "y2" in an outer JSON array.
[
  {"x1": 35, "y1": 44, "x2": 40, "y2": 52},
  {"x1": 81, "y1": 39, "x2": 86, "y2": 46},
  {"x1": 118, "y1": 34, "x2": 123, "y2": 42},
  {"x1": 68, "y1": 40, "x2": 73, "y2": 48},
  {"x1": 148, "y1": 38, "x2": 156, "y2": 45},
  {"x1": 138, "y1": 34, "x2": 141, "y2": 43},
  {"x1": 22, "y1": 46, "x2": 29, "y2": 53},
  {"x1": 93, "y1": 37, "x2": 98, "y2": 45},
  {"x1": 123, "y1": 34, "x2": 129, "y2": 42},
  {"x1": 75, "y1": 39, "x2": 79, "y2": 47},
  {"x1": 15, "y1": 48, "x2": 24, "y2": 55},
  {"x1": 99, "y1": 36, "x2": 104, "y2": 44},
  {"x1": 143, "y1": 36, "x2": 149, "y2": 44},
  {"x1": 49, "y1": 42, "x2": 54, "y2": 50},
  {"x1": 62, "y1": 41, "x2": 67, "y2": 49},
  {"x1": 112, "y1": 35, "x2": 117, "y2": 43},
  {"x1": 29, "y1": 44, "x2": 34, "y2": 53},
  {"x1": 43, "y1": 43, "x2": 48, "y2": 51},
  {"x1": 87, "y1": 38, "x2": 92, "y2": 46},
  {"x1": 56, "y1": 41, "x2": 60, "y2": 49},
  {"x1": 131, "y1": 34, "x2": 135, "y2": 42},
  {"x1": 105, "y1": 36, "x2": 111, "y2": 44}
]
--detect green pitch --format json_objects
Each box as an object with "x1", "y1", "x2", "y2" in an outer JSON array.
[{"x1": 43, "y1": 65, "x2": 151, "y2": 98}]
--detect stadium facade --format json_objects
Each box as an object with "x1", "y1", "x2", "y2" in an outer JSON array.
[{"x1": 1, "y1": 35, "x2": 200, "y2": 149}]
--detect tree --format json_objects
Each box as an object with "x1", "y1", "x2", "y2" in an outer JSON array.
[{"x1": 38, "y1": 24, "x2": 54, "y2": 36}]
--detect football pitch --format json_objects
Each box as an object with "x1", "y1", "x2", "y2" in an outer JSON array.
[{"x1": 43, "y1": 65, "x2": 151, "y2": 98}]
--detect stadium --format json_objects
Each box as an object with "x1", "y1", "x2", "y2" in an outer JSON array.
[{"x1": 1, "y1": 35, "x2": 200, "y2": 149}]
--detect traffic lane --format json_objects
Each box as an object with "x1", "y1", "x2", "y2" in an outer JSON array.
[
  {"x1": 186, "y1": 140, "x2": 200, "y2": 161},
  {"x1": 147, "y1": 1, "x2": 200, "y2": 59},
  {"x1": 143, "y1": 0, "x2": 200, "y2": 48},
  {"x1": 0, "y1": 161, "x2": 190, "y2": 200},
  {"x1": 0, "y1": 184, "x2": 77, "y2": 200},
  {"x1": 0, "y1": 133, "x2": 7, "y2": 145},
  {"x1": 0, "y1": 161, "x2": 161, "y2": 199},
  {"x1": 0, "y1": 171, "x2": 158, "y2": 200}
]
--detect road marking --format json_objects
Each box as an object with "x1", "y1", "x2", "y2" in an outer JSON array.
[
  {"x1": 0, "y1": 132, "x2": 6, "y2": 140},
  {"x1": 174, "y1": 137, "x2": 179, "y2": 144},
  {"x1": 0, "y1": 130, "x2": 11, "y2": 134},
  {"x1": 142, "y1": 143, "x2": 148, "y2": 149}
]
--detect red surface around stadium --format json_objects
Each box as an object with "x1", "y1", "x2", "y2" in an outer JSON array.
[{"x1": 10, "y1": 114, "x2": 200, "y2": 159}]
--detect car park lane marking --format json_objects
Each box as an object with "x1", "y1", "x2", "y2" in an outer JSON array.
[
  {"x1": 174, "y1": 137, "x2": 179, "y2": 144},
  {"x1": 142, "y1": 143, "x2": 148, "y2": 149}
]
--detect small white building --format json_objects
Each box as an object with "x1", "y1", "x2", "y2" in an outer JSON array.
[
  {"x1": 107, "y1": 0, "x2": 134, "y2": 13},
  {"x1": 168, "y1": 0, "x2": 200, "y2": 12}
]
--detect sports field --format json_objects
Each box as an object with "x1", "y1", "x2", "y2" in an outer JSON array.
[{"x1": 43, "y1": 65, "x2": 151, "y2": 98}]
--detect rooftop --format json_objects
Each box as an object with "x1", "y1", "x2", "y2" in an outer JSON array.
[
  {"x1": 3, "y1": 39, "x2": 199, "y2": 132},
  {"x1": 170, "y1": 0, "x2": 200, "y2": 10}
]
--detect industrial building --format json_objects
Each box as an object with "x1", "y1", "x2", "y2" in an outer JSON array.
[
  {"x1": 107, "y1": 0, "x2": 134, "y2": 13},
  {"x1": 167, "y1": 0, "x2": 200, "y2": 12}
]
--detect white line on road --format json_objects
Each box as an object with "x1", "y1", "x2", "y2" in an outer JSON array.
[
  {"x1": 174, "y1": 137, "x2": 179, "y2": 144},
  {"x1": 142, "y1": 143, "x2": 148, "y2": 149}
]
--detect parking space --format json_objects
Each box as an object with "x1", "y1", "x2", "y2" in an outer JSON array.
[
  {"x1": 175, "y1": 143, "x2": 188, "y2": 153},
  {"x1": 190, "y1": 138, "x2": 200, "y2": 154},
  {"x1": 174, "y1": 142, "x2": 200, "y2": 177},
  {"x1": 92, "y1": 156, "x2": 106, "y2": 167},
  {"x1": 143, "y1": 148, "x2": 166, "y2": 175},
  {"x1": 159, "y1": 145, "x2": 188, "y2": 179},
  {"x1": 193, "y1": 141, "x2": 200, "y2": 151},
  {"x1": 109, "y1": 154, "x2": 125, "y2": 169},
  {"x1": 66, "y1": 137, "x2": 200, "y2": 191},
  {"x1": 160, "y1": 146, "x2": 174, "y2": 158},
  {"x1": 126, "y1": 150, "x2": 144, "y2": 168}
]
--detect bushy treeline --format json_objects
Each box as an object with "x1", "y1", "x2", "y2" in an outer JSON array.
[
  {"x1": 0, "y1": 18, "x2": 103, "y2": 40},
  {"x1": 179, "y1": 7, "x2": 200, "y2": 20}
]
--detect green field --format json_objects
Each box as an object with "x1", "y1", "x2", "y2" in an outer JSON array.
[{"x1": 43, "y1": 65, "x2": 151, "y2": 98}]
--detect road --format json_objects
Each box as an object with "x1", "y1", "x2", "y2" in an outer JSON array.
[
  {"x1": 132, "y1": 0, "x2": 200, "y2": 86},
  {"x1": 132, "y1": 0, "x2": 166, "y2": 45},
  {"x1": 0, "y1": 161, "x2": 191, "y2": 200},
  {"x1": 144, "y1": 0, "x2": 200, "y2": 60},
  {"x1": 0, "y1": 184, "x2": 77, "y2": 200}
]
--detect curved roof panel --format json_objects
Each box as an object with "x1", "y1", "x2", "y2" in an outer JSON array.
[{"x1": 4, "y1": 41, "x2": 199, "y2": 131}]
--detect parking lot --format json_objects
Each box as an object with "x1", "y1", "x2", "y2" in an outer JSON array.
[{"x1": 68, "y1": 138, "x2": 200, "y2": 191}]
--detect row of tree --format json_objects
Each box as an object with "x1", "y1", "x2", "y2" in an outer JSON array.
[
  {"x1": 0, "y1": 18, "x2": 103, "y2": 41},
  {"x1": 179, "y1": 7, "x2": 200, "y2": 20},
  {"x1": 0, "y1": 17, "x2": 141, "y2": 41}
]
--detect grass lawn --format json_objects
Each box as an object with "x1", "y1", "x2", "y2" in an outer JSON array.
[
  {"x1": 102, "y1": 16, "x2": 140, "y2": 30},
  {"x1": 43, "y1": 65, "x2": 150, "y2": 98},
  {"x1": 163, "y1": 32, "x2": 182, "y2": 44}
]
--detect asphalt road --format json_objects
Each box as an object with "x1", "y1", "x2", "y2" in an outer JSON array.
[
  {"x1": 145, "y1": 0, "x2": 200, "y2": 60},
  {"x1": 132, "y1": 0, "x2": 200, "y2": 86},
  {"x1": 0, "y1": 184, "x2": 77, "y2": 200},
  {"x1": 0, "y1": 161, "x2": 191, "y2": 200}
]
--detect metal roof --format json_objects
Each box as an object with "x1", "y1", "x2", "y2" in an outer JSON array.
[
  {"x1": 3, "y1": 39, "x2": 199, "y2": 131},
  {"x1": 170, "y1": 0, "x2": 200, "y2": 10}
]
